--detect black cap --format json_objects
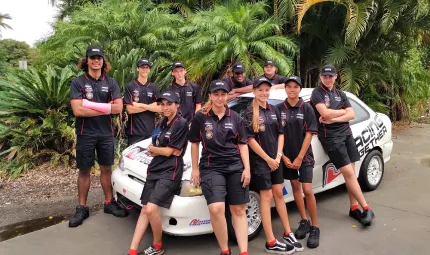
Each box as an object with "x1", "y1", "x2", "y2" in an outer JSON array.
[
  {"x1": 86, "y1": 46, "x2": 104, "y2": 58},
  {"x1": 209, "y1": 80, "x2": 230, "y2": 93},
  {"x1": 285, "y1": 76, "x2": 302, "y2": 87},
  {"x1": 136, "y1": 58, "x2": 152, "y2": 67},
  {"x1": 321, "y1": 64, "x2": 337, "y2": 75},
  {"x1": 264, "y1": 60, "x2": 276, "y2": 67},
  {"x1": 253, "y1": 77, "x2": 273, "y2": 88},
  {"x1": 172, "y1": 61, "x2": 185, "y2": 70},
  {"x1": 156, "y1": 91, "x2": 180, "y2": 104},
  {"x1": 232, "y1": 62, "x2": 246, "y2": 73}
]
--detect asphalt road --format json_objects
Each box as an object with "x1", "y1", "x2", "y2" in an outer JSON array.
[{"x1": 1, "y1": 124, "x2": 430, "y2": 255}]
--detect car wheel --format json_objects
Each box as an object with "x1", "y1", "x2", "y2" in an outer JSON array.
[
  {"x1": 359, "y1": 150, "x2": 384, "y2": 191},
  {"x1": 226, "y1": 190, "x2": 262, "y2": 243}
]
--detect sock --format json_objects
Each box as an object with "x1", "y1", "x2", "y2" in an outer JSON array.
[
  {"x1": 267, "y1": 239, "x2": 276, "y2": 246},
  {"x1": 128, "y1": 249, "x2": 137, "y2": 255},
  {"x1": 239, "y1": 252, "x2": 248, "y2": 255},
  {"x1": 284, "y1": 231, "x2": 292, "y2": 236},
  {"x1": 105, "y1": 199, "x2": 111, "y2": 204},
  {"x1": 79, "y1": 204, "x2": 87, "y2": 208},
  {"x1": 221, "y1": 249, "x2": 230, "y2": 255},
  {"x1": 351, "y1": 204, "x2": 359, "y2": 211},
  {"x1": 153, "y1": 243, "x2": 162, "y2": 250},
  {"x1": 363, "y1": 205, "x2": 371, "y2": 211}
]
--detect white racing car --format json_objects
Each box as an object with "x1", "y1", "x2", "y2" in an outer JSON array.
[{"x1": 112, "y1": 88, "x2": 393, "y2": 241}]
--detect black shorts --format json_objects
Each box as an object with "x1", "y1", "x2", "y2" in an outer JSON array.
[
  {"x1": 323, "y1": 135, "x2": 361, "y2": 169},
  {"x1": 251, "y1": 167, "x2": 284, "y2": 191},
  {"x1": 140, "y1": 178, "x2": 180, "y2": 209},
  {"x1": 200, "y1": 170, "x2": 249, "y2": 205},
  {"x1": 283, "y1": 165, "x2": 314, "y2": 183},
  {"x1": 76, "y1": 135, "x2": 114, "y2": 170},
  {"x1": 127, "y1": 135, "x2": 150, "y2": 147}
]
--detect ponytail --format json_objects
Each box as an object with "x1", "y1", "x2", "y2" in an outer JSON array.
[
  {"x1": 201, "y1": 100, "x2": 213, "y2": 115},
  {"x1": 252, "y1": 98, "x2": 260, "y2": 133}
]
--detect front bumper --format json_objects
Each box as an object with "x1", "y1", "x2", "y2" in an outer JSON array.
[{"x1": 112, "y1": 168, "x2": 213, "y2": 236}]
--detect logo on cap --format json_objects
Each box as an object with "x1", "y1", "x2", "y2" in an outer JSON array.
[
  {"x1": 92, "y1": 49, "x2": 100, "y2": 52},
  {"x1": 215, "y1": 82, "x2": 224, "y2": 86},
  {"x1": 236, "y1": 65, "x2": 243, "y2": 68},
  {"x1": 175, "y1": 62, "x2": 181, "y2": 65},
  {"x1": 325, "y1": 68, "x2": 332, "y2": 71},
  {"x1": 163, "y1": 93, "x2": 171, "y2": 96}
]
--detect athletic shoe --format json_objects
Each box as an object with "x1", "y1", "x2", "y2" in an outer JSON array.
[
  {"x1": 294, "y1": 219, "x2": 310, "y2": 239},
  {"x1": 265, "y1": 239, "x2": 295, "y2": 254},
  {"x1": 69, "y1": 205, "x2": 89, "y2": 227},
  {"x1": 360, "y1": 209, "x2": 375, "y2": 226},
  {"x1": 220, "y1": 248, "x2": 232, "y2": 255},
  {"x1": 283, "y1": 232, "x2": 304, "y2": 252},
  {"x1": 104, "y1": 199, "x2": 128, "y2": 217},
  {"x1": 349, "y1": 208, "x2": 362, "y2": 223},
  {"x1": 307, "y1": 226, "x2": 320, "y2": 249},
  {"x1": 144, "y1": 245, "x2": 164, "y2": 255}
]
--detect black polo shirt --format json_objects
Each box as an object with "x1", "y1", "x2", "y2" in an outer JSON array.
[
  {"x1": 277, "y1": 98, "x2": 317, "y2": 166},
  {"x1": 147, "y1": 114, "x2": 189, "y2": 181},
  {"x1": 245, "y1": 104, "x2": 283, "y2": 174},
  {"x1": 310, "y1": 85, "x2": 352, "y2": 138},
  {"x1": 70, "y1": 73, "x2": 122, "y2": 136},
  {"x1": 189, "y1": 107, "x2": 248, "y2": 172},
  {"x1": 124, "y1": 80, "x2": 160, "y2": 137},
  {"x1": 167, "y1": 82, "x2": 203, "y2": 122},
  {"x1": 258, "y1": 74, "x2": 288, "y2": 85},
  {"x1": 222, "y1": 77, "x2": 253, "y2": 91}
]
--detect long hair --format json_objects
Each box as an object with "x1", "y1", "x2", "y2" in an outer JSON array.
[
  {"x1": 77, "y1": 56, "x2": 112, "y2": 74},
  {"x1": 201, "y1": 100, "x2": 213, "y2": 115},
  {"x1": 251, "y1": 98, "x2": 260, "y2": 133}
]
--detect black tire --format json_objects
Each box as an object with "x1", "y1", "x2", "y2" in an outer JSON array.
[
  {"x1": 226, "y1": 190, "x2": 263, "y2": 243},
  {"x1": 358, "y1": 150, "x2": 384, "y2": 191}
]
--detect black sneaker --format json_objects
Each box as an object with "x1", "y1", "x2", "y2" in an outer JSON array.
[
  {"x1": 349, "y1": 208, "x2": 362, "y2": 223},
  {"x1": 144, "y1": 245, "x2": 164, "y2": 255},
  {"x1": 283, "y1": 232, "x2": 304, "y2": 252},
  {"x1": 307, "y1": 226, "x2": 320, "y2": 249},
  {"x1": 360, "y1": 209, "x2": 375, "y2": 226},
  {"x1": 295, "y1": 219, "x2": 310, "y2": 239},
  {"x1": 265, "y1": 239, "x2": 295, "y2": 254},
  {"x1": 69, "y1": 205, "x2": 89, "y2": 227},
  {"x1": 220, "y1": 248, "x2": 232, "y2": 255},
  {"x1": 104, "y1": 199, "x2": 128, "y2": 217}
]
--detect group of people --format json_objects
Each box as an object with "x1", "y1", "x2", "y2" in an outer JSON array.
[{"x1": 68, "y1": 46, "x2": 375, "y2": 255}]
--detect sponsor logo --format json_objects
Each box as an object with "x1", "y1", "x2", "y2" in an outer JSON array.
[
  {"x1": 147, "y1": 92, "x2": 153, "y2": 97},
  {"x1": 101, "y1": 86, "x2": 109, "y2": 92},
  {"x1": 189, "y1": 218, "x2": 211, "y2": 226},
  {"x1": 123, "y1": 189, "x2": 126, "y2": 195},
  {"x1": 206, "y1": 131, "x2": 213, "y2": 139},
  {"x1": 215, "y1": 82, "x2": 224, "y2": 86},
  {"x1": 354, "y1": 115, "x2": 387, "y2": 157},
  {"x1": 186, "y1": 91, "x2": 192, "y2": 97},
  {"x1": 334, "y1": 96, "x2": 341, "y2": 102},
  {"x1": 296, "y1": 113, "x2": 304, "y2": 119},
  {"x1": 163, "y1": 92, "x2": 171, "y2": 96},
  {"x1": 322, "y1": 162, "x2": 341, "y2": 187},
  {"x1": 324, "y1": 68, "x2": 331, "y2": 71},
  {"x1": 225, "y1": 123, "x2": 233, "y2": 129},
  {"x1": 86, "y1": 92, "x2": 93, "y2": 99},
  {"x1": 282, "y1": 120, "x2": 286, "y2": 127},
  {"x1": 324, "y1": 94, "x2": 330, "y2": 107}
]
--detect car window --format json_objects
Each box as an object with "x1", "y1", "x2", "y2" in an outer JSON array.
[
  {"x1": 349, "y1": 98, "x2": 370, "y2": 125},
  {"x1": 228, "y1": 97, "x2": 283, "y2": 119}
]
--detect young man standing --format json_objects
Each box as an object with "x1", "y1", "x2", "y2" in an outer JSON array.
[
  {"x1": 124, "y1": 58, "x2": 161, "y2": 146},
  {"x1": 222, "y1": 62, "x2": 253, "y2": 100},
  {"x1": 69, "y1": 46, "x2": 128, "y2": 228},
  {"x1": 310, "y1": 64, "x2": 375, "y2": 226},
  {"x1": 259, "y1": 60, "x2": 288, "y2": 90},
  {"x1": 166, "y1": 62, "x2": 203, "y2": 123}
]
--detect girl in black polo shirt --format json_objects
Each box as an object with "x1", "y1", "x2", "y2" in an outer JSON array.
[
  {"x1": 245, "y1": 77, "x2": 299, "y2": 254},
  {"x1": 189, "y1": 80, "x2": 251, "y2": 255},
  {"x1": 127, "y1": 91, "x2": 188, "y2": 255}
]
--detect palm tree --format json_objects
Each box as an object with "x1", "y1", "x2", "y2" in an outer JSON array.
[
  {"x1": 0, "y1": 13, "x2": 12, "y2": 37},
  {"x1": 179, "y1": 0, "x2": 298, "y2": 92}
]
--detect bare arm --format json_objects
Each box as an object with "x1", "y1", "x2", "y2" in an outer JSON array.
[
  {"x1": 238, "y1": 144, "x2": 250, "y2": 170},
  {"x1": 276, "y1": 134, "x2": 284, "y2": 162},
  {"x1": 110, "y1": 98, "x2": 123, "y2": 114},
  {"x1": 330, "y1": 107, "x2": 355, "y2": 122},
  {"x1": 297, "y1": 132, "x2": 313, "y2": 160},
  {"x1": 315, "y1": 103, "x2": 346, "y2": 119},
  {"x1": 70, "y1": 99, "x2": 106, "y2": 117},
  {"x1": 233, "y1": 85, "x2": 253, "y2": 94},
  {"x1": 271, "y1": 84, "x2": 285, "y2": 90},
  {"x1": 248, "y1": 138, "x2": 271, "y2": 161},
  {"x1": 191, "y1": 142, "x2": 200, "y2": 170}
]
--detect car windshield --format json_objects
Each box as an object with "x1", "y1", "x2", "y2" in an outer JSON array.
[{"x1": 227, "y1": 97, "x2": 284, "y2": 119}]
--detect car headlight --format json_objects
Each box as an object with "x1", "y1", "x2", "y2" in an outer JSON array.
[
  {"x1": 179, "y1": 180, "x2": 203, "y2": 197},
  {"x1": 119, "y1": 155, "x2": 125, "y2": 171}
]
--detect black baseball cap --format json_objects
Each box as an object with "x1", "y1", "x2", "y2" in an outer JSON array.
[
  {"x1": 253, "y1": 77, "x2": 273, "y2": 88},
  {"x1": 209, "y1": 80, "x2": 230, "y2": 93},
  {"x1": 86, "y1": 46, "x2": 104, "y2": 58},
  {"x1": 136, "y1": 58, "x2": 152, "y2": 67},
  {"x1": 285, "y1": 75, "x2": 302, "y2": 87},
  {"x1": 232, "y1": 62, "x2": 246, "y2": 73},
  {"x1": 264, "y1": 60, "x2": 276, "y2": 67},
  {"x1": 321, "y1": 64, "x2": 337, "y2": 75},
  {"x1": 156, "y1": 91, "x2": 180, "y2": 104},
  {"x1": 172, "y1": 61, "x2": 185, "y2": 70}
]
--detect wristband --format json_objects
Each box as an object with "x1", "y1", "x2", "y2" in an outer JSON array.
[{"x1": 82, "y1": 99, "x2": 111, "y2": 114}]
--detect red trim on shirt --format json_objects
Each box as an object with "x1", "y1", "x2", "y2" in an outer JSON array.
[
  {"x1": 320, "y1": 85, "x2": 328, "y2": 92},
  {"x1": 130, "y1": 115, "x2": 133, "y2": 135},
  {"x1": 110, "y1": 116, "x2": 114, "y2": 136},
  {"x1": 231, "y1": 141, "x2": 239, "y2": 153},
  {"x1": 80, "y1": 119, "x2": 85, "y2": 135},
  {"x1": 299, "y1": 101, "x2": 304, "y2": 108},
  {"x1": 207, "y1": 153, "x2": 211, "y2": 166},
  {"x1": 283, "y1": 102, "x2": 289, "y2": 109},
  {"x1": 200, "y1": 131, "x2": 207, "y2": 150}
]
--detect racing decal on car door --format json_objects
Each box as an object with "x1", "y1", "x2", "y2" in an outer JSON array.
[
  {"x1": 354, "y1": 115, "x2": 388, "y2": 157},
  {"x1": 322, "y1": 161, "x2": 341, "y2": 188}
]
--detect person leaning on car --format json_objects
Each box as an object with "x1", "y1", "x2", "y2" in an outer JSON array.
[
  {"x1": 68, "y1": 45, "x2": 128, "y2": 228},
  {"x1": 310, "y1": 64, "x2": 375, "y2": 226},
  {"x1": 223, "y1": 62, "x2": 253, "y2": 100},
  {"x1": 124, "y1": 58, "x2": 161, "y2": 147}
]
